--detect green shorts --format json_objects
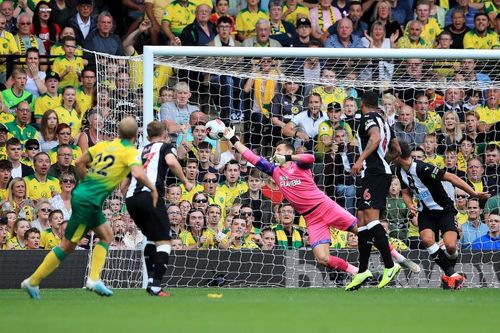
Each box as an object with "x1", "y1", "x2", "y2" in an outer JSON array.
[{"x1": 64, "y1": 185, "x2": 106, "y2": 243}]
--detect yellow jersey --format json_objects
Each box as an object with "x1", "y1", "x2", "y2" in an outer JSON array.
[
  {"x1": 235, "y1": 8, "x2": 269, "y2": 38},
  {"x1": 456, "y1": 210, "x2": 468, "y2": 225},
  {"x1": 76, "y1": 88, "x2": 93, "y2": 118},
  {"x1": 161, "y1": 0, "x2": 197, "y2": 36},
  {"x1": 48, "y1": 143, "x2": 82, "y2": 166},
  {"x1": 312, "y1": 86, "x2": 347, "y2": 109},
  {"x1": 83, "y1": 138, "x2": 141, "y2": 204},
  {"x1": 49, "y1": 43, "x2": 83, "y2": 57},
  {"x1": 180, "y1": 183, "x2": 204, "y2": 202},
  {"x1": 24, "y1": 174, "x2": 61, "y2": 200},
  {"x1": 40, "y1": 228, "x2": 61, "y2": 250},
  {"x1": 424, "y1": 154, "x2": 445, "y2": 169},
  {"x1": 53, "y1": 105, "x2": 82, "y2": 138},
  {"x1": 51, "y1": 56, "x2": 85, "y2": 89},
  {"x1": 34, "y1": 93, "x2": 61, "y2": 120},
  {"x1": 179, "y1": 229, "x2": 216, "y2": 249},
  {"x1": 283, "y1": 4, "x2": 310, "y2": 25},
  {"x1": 217, "y1": 181, "x2": 248, "y2": 208},
  {"x1": 475, "y1": 105, "x2": 498, "y2": 125},
  {"x1": 463, "y1": 30, "x2": 500, "y2": 49},
  {"x1": 0, "y1": 187, "x2": 9, "y2": 202},
  {"x1": 420, "y1": 18, "x2": 442, "y2": 44},
  {"x1": 0, "y1": 112, "x2": 15, "y2": 125},
  {"x1": 316, "y1": 120, "x2": 353, "y2": 155},
  {"x1": 5, "y1": 236, "x2": 26, "y2": 250},
  {"x1": 331, "y1": 229, "x2": 347, "y2": 248},
  {"x1": 0, "y1": 30, "x2": 20, "y2": 74},
  {"x1": 415, "y1": 111, "x2": 442, "y2": 133}
]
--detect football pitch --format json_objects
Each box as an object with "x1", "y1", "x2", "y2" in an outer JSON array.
[{"x1": 2, "y1": 288, "x2": 499, "y2": 332}]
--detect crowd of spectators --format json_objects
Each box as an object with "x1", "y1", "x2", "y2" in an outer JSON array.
[{"x1": 0, "y1": 0, "x2": 498, "y2": 252}]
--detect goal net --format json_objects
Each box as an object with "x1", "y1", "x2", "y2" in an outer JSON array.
[{"x1": 87, "y1": 47, "x2": 500, "y2": 288}]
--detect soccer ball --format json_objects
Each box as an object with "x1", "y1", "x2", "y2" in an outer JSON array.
[{"x1": 205, "y1": 119, "x2": 226, "y2": 140}]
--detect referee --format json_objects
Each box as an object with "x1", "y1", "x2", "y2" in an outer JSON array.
[
  {"x1": 123, "y1": 121, "x2": 193, "y2": 296},
  {"x1": 395, "y1": 141, "x2": 490, "y2": 289}
]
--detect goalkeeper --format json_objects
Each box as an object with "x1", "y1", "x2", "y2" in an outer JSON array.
[{"x1": 223, "y1": 127, "x2": 420, "y2": 282}]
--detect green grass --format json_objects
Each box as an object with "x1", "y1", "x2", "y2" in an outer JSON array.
[{"x1": 2, "y1": 288, "x2": 499, "y2": 332}]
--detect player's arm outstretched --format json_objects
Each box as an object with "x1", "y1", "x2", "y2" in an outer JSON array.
[
  {"x1": 351, "y1": 126, "x2": 380, "y2": 175},
  {"x1": 165, "y1": 153, "x2": 194, "y2": 191},
  {"x1": 442, "y1": 172, "x2": 491, "y2": 201},
  {"x1": 223, "y1": 127, "x2": 275, "y2": 176}
]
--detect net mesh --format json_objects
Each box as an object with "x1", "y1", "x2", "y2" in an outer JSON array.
[{"x1": 87, "y1": 49, "x2": 500, "y2": 289}]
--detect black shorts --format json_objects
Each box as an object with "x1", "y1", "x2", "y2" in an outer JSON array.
[
  {"x1": 125, "y1": 191, "x2": 171, "y2": 242},
  {"x1": 357, "y1": 174, "x2": 391, "y2": 211},
  {"x1": 417, "y1": 209, "x2": 459, "y2": 238}
]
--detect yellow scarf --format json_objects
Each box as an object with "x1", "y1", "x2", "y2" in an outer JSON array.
[
  {"x1": 254, "y1": 71, "x2": 277, "y2": 118},
  {"x1": 317, "y1": 6, "x2": 336, "y2": 32}
]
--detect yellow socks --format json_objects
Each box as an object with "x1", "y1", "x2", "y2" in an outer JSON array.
[
  {"x1": 30, "y1": 247, "x2": 66, "y2": 286},
  {"x1": 89, "y1": 241, "x2": 109, "y2": 281}
]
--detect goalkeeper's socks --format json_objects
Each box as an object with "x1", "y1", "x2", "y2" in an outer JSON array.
[
  {"x1": 368, "y1": 221, "x2": 394, "y2": 269},
  {"x1": 152, "y1": 244, "x2": 171, "y2": 286},
  {"x1": 144, "y1": 242, "x2": 157, "y2": 278},
  {"x1": 328, "y1": 256, "x2": 358, "y2": 275},
  {"x1": 427, "y1": 243, "x2": 455, "y2": 276},
  {"x1": 30, "y1": 246, "x2": 66, "y2": 285},
  {"x1": 357, "y1": 227, "x2": 372, "y2": 273}
]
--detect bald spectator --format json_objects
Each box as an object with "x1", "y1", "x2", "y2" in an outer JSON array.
[
  {"x1": 180, "y1": 4, "x2": 217, "y2": 46},
  {"x1": 242, "y1": 19, "x2": 282, "y2": 47},
  {"x1": 393, "y1": 105, "x2": 428, "y2": 150},
  {"x1": 324, "y1": 18, "x2": 364, "y2": 48},
  {"x1": 397, "y1": 20, "x2": 431, "y2": 49},
  {"x1": 6, "y1": 101, "x2": 39, "y2": 144}
]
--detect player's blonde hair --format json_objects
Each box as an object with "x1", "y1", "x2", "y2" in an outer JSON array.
[{"x1": 118, "y1": 117, "x2": 138, "y2": 140}]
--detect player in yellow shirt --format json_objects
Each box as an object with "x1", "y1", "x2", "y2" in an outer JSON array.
[
  {"x1": 21, "y1": 117, "x2": 159, "y2": 299},
  {"x1": 53, "y1": 87, "x2": 81, "y2": 138},
  {"x1": 34, "y1": 71, "x2": 61, "y2": 123},
  {"x1": 161, "y1": 0, "x2": 197, "y2": 45},
  {"x1": 463, "y1": 13, "x2": 500, "y2": 49},
  {"x1": 235, "y1": 0, "x2": 269, "y2": 41},
  {"x1": 40, "y1": 210, "x2": 65, "y2": 250},
  {"x1": 24, "y1": 152, "x2": 61, "y2": 201},
  {"x1": 51, "y1": 37, "x2": 87, "y2": 89}
]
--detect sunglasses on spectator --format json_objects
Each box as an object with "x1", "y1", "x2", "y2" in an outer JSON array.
[
  {"x1": 58, "y1": 132, "x2": 71, "y2": 136},
  {"x1": 62, "y1": 179, "x2": 76, "y2": 184},
  {"x1": 456, "y1": 195, "x2": 469, "y2": 199},
  {"x1": 203, "y1": 178, "x2": 217, "y2": 183},
  {"x1": 40, "y1": 208, "x2": 52, "y2": 213},
  {"x1": 27, "y1": 146, "x2": 39, "y2": 150},
  {"x1": 193, "y1": 199, "x2": 208, "y2": 203},
  {"x1": 240, "y1": 212, "x2": 253, "y2": 217}
]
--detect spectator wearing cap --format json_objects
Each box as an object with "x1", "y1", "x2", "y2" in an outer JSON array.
[
  {"x1": 6, "y1": 101, "x2": 39, "y2": 144},
  {"x1": 267, "y1": 0, "x2": 297, "y2": 47},
  {"x1": 242, "y1": 19, "x2": 282, "y2": 47},
  {"x1": 34, "y1": 71, "x2": 61, "y2": 123},
  {"x1": 0, "y1": 124, "x2": 9, "y2": 159},
  {"x1": 235, "y1": 0, "x2": 269, "y2": 42},
  {"x1": 463, "y1": 12, "x2": 500, "y2": 49},
  {"x1": 316, "y1": 102, "x2": 354, "y2": 158},
  {"x1": 290, "y1": 17, "x2": 314, "y2": 47},
  {"x1": 66, "y1": 0, "x2": 96, "y2": 45},
  {"x1": 324, "y1": 17, "x2": 364, "y2": 48},
  {"x1": 0, "y1": 159, "x2": 13, "y2": 202},
  {"x1": 21, "y1": 138, "x2": 40, "y2": 167},
  {"x1": 24, "y1": 151, "x2": 61, "y2": 201},
  {"x1": 83, "y1": 11, "x2": 125, "y2": 63},
  {"x1": 282, "y1": 0, "x2": 310, "y2": 26}
]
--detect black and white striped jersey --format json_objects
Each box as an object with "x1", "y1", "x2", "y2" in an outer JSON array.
[
  {"x1": 357, "y1": 111, "x2": 393, "y2": 176},
  {"x1": 126, "y1": 142, "x2": 177, "y2": 199},
  {"x1": 397, "y1": 160, "x2": 455, "y2": 212}
]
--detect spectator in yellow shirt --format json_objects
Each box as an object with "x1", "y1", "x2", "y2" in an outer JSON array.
[
  {"x1": 25, "y1": 227, "x2": 40, "y2": 250},
  {"x1": 397, "y1": 20, "x2": 431, "y2": 48},
  {"x1": 0, "y1": 12, "x2": 20, "y2": 83},
  {"x1": 51, "y1": 36, "x2": 87, "y2": 89},
  {"x1": 463, "y1": 12, "x2": 500, "y2": 49},
  {"x1": 24, "y1": 152, "x2": 61, "y2": 202},
  {"x1": 423, "y1": 133, "x2": 445, "y2": 169},
  {"x1": 414, "y1": 93, "x2": 442, "y2": 134},
  {"x1": 40, "y1": 209, "x2": 65, "y2": 250},
  {"x1": 415, "y1": 0, "x2": 442, "y2": 45}
]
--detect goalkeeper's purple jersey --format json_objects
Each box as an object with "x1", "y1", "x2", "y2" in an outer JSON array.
[{"x1": 242, "y1": 150, "x2": 330, "y2": 215}]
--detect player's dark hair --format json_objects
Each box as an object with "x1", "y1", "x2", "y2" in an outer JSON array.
[
  {"x1": 400, "y1": 141, "x2": 412, "y2": 159},
  {"x1": 147, "y1": 120, "x2": 166, "y2": 138},
  {"x1": 275, "y1": 141, "x2": 295, "y2": 153},
  {"x1": 361, "y1": 91, "x2": 379, "y2": 108}
]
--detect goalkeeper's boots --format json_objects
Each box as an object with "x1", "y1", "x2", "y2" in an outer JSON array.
[
  {"x1": 147, "y1": 287, "x2": 171, "y2": 297},
  {"x1": 345, "y1": 270, "x2": 373, "y2": 291},
  {"x1": 441, "y1": 275, "x2": 452, "y2": 290},
  {"x1": 21, "y1": 278, "x2": 40, "y2": 300},
  {"x1": 401, "y1": 258, "x2": 421, "y2": 273},
  {"x1": 86, "y1": 279, "x2": 113, "y2": 297},
  {"x1": 378, "y1": 263, "x2": 401, "y2": 289},
  {"x1": 449, "y1": 273, "x2": 466, "y2": 290}
]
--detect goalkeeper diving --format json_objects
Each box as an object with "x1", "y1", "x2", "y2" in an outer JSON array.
[{"x1": 223, "y1": 126, "x2": 419, "y2": 286}]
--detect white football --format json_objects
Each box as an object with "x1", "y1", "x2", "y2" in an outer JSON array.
[{"x1": 205, "y1": 119, "x2": 226, "y2": 140}]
